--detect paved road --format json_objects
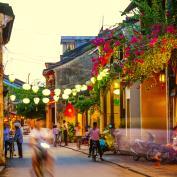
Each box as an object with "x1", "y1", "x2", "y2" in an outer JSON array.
[{"x1": 0, "y1": 137, "x2": 144, "y2": 177}]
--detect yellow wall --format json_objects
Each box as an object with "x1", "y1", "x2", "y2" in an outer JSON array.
[
  {"x1": 114, "y1": 93, "x2": 120, "y2": 128},
  {"x1": 106, "y1": 90, "x2": 111, "y2": 125},
  {"x1": 141, "y1": 77, "x2": 167, "y2": 129}
]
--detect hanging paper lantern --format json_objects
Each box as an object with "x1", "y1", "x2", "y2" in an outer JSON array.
[
  {"x1": 33, "y1": 97, "x2": 40, "y2": 105},
  {"x1": 62, "y1": 94, "x2": 69, "y2": 100},
  {"x1": 42, "y1": 89, "x2": 50, "y2": 96},
  {"x1": 9, "y1": 74, "x2": 15, "y2": 83},
  {"x1": 97, "y1": 74, "x2": 102, "y2": 81},
  {"x1": 91, "y1": 77, "x2": 96, "y2": 84},
  {"x1": 53, "y1": 95, "x2": 59, "y2": 102},
  {"x1": 102, "y1": 68, "x2": 109, "y2": 74},
  {"x1": 64, "y1": 88, "x2": 72, "y2": 95},
  {"x1": 54, "y1": 89, "x2": 61, "y2": 96},
  {"x1": 23, "y1": 98, "x2": 30, "y2": 104},
  {"x1": 72, "y1": 89, "x2": 77, "y2": 96},
  {"x1": 64, "y1": 103, "x2": 75, "y2": 117},
  {"x1": 23, "y1": 83, "x2": 31, "y2": 90},
  {"x1": 10, "y1": 95, "x2": 16, "y2": 101},
  {"x1": 42, "y1": 97, "x2": 49, "y2": 103},
  {"x1": 113, "y1": 89, "x2": 120, "y2": 95},
  {"x1": 86, "y1": 80, "x2": 92, "y2": 86},
  {"x1": 81, "y1": 85, "x2": 87, "y2": 91},
  {"x1": 75, "y1": 85, "x2": 81, "y2": 92},
  {"x1": 32, "y1": 85, "x2": 39, "y2": 93}
]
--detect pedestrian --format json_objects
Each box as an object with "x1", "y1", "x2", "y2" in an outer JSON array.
[
  {"x1": 52, "y1": 125, "x2": 59, "y2": 147},
  {"x1": 88, "y1": 122, "x2": 103, "y2": 160},
  {"x1": 14, "y1": 122, "x2": 23, "y2": 158},
  {"x1": 74, "y1": 122, "x2": 82, "y2": 149},
  {"x1": 57, "y1": 123, "x2": 62, "y2": 146},
  {"x1": 63, "y1": 120, "x2": 68, "y2": 146},
  {"x1": 4, "y1": 124, "x2": 10, "y2": 158}
]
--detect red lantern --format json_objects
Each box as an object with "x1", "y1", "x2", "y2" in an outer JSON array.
[{"x1": 64, "y1": 103, "x2": 75, "y2": 117}]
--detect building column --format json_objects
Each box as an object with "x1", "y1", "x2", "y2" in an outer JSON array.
[
  {"x1": 100, "y1": 89, "x2": 104, "y2": 133},
  {"x1": 0, "y1": 14, "x2": 4, "y2": 164}
]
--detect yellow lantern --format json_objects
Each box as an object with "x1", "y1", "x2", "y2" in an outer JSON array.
[
  {"x1": 159, "y1": 73, "x2": 166, "y2": 84},
  {"x1": 9, "y1": 74, "x2": 15, "y2": 83},
  {"x1": 81, "y1": 85, "x2": 87, "y2": 91},
  {"x1": 53, "y1": 95, "x2": 59, "y2": 102},
  {"x1": 62, "y1": 94, "x2": 69, "y2": 100},
  {"x1": 23, "y1": 98, "x2": 30, "y2": 104},
  {"x1": 54, "y1": 89, "x2": 61, "y2": 96},
  {"x1": 32, "y1": 85, "x2": 39, "y2": 93},
  {"x1": 33, "y1": 97, "x2": 40, "y2": 105},
  {"x1": 23, "y1": 83, "x2": 31, "y2": 90},
  {"x1": 64, "y1": 89, "x2": 72, "y2": 95},
  {"x1": 113, "y1": 89, "x2": 120, "y2": 95},
  {"x1": 42, "y1": 97, "x2": 49, "y2": 104},
  {"x1": 10, "y1": 95, "x2": 16, "y2": 101},
  {"x1": 42, "y1": 89, "x2": 51, "y2": 96},
  {"x1": 75, "y1": 85, "x2": 81, "y2": 92},
  {"x1": 97, "y1": 74, "x2": 102, "y2": 81},
  {"x1": 91, "y1": 77, "x2": 96, "y2": 84}
]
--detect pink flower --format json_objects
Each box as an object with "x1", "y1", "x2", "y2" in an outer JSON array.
[
  {"x1": 114, "y1": 41, "x2": 121, "y2": 46},
  {"x1": 166, "y1": 25, "x2": 176, "y2": 34},
  {"x1": 124, "y1": 51, "x2": 130, "y2": 58},
  {"x1": 130, "y1": 36, "x2": 138, "y2": 44},
  {"x1": 149, "y1": 37, "x2": 158, "y2": 47},
  {"x1": 119, "y1": 34, "x2": 124, "y2": 39},
  {"x1": 125, "y1": 46, "x2": 130, "y2": 51},
  {"x1": 92, "y1": 37, "x2": 105, "y2": 46}
]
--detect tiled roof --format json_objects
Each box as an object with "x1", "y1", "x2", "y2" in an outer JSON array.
[
  {"x1": 43, "y1": 41, "x2": 94, "y2": 73},
  {"x1": 4, "y1": 75, "x2": 24, "y2": 88}
]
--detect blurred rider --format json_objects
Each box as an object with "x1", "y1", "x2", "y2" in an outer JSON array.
[{"x1": 30, "y1": 119, "x2": 54, "y2": 177}]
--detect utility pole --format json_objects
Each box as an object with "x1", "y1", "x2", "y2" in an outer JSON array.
[{"x1": 0, "y1": 13, "x2": 5, "y2": 165}]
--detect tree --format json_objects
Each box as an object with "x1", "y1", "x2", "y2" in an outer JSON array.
[{"x1": 8, "y1": 86, "x2": 46, "y2": 119}]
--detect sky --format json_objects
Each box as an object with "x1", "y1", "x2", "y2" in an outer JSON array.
[{"x1": 1, "y1": 0, "x2": 130, "y2": 83}]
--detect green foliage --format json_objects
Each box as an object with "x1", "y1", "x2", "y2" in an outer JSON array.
[
  {"x1": 67, "y1": 122, "x2": 75, "y2": 143},
  {"x1": 74, "y1": 97, "x2": 98, "y2": 113},
  {"x1": 8, "y1": 86, "x2": 46, "y2": 119}
]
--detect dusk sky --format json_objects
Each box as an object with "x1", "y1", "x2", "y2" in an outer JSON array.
[{"x1": 1, "y1": 0, "x2": 130, "y2": 83}]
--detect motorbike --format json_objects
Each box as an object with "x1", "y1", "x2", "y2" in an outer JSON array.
[
  {"x1": 92, "y1": 141, "x2": 98, "y2": 161},
  {"x1": 33, "y1": 141, "x2": 52, "y2": 177},
  {"x1": 130, "y1": 132, "x2": 158, "y2": 161},
  {"x1": 101, "y1": 129, "x2": 115, "y2": 153}
]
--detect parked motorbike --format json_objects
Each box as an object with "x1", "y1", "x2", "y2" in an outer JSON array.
[
  {"x1": 130, "y1": 132, "x2": 157, "y2": 161},
  {"x1": 101, "y1": 130, "x2": 115, "y2": 153}
]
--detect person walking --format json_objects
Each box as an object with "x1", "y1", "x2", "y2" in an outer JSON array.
[
  {"x1": 14, "y1": 123, "x2": 23, "y2": 158},
  {"x1": 63, "y1": 120, "x2": 68, "y2": 146},
  {"x1": 74, "y1": 122, "x2": 82, "y2": 149},
  {"x1": 52, "y1": 125, "x2": 59, "y2": 147},
  {"x1": 57, "y1": 123, "x2": 62, "y2": 146},
  {"x1": 4, "y1": 124, "x2": 10, "y2": 158}
]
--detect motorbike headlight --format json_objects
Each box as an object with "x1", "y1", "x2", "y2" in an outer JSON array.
[{"x1": 40, "y1": 142, "x2": 50, "y2": 149}]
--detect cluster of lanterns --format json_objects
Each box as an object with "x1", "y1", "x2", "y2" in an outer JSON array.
[{"x1": 8, "y1": 68, "x2": 112, "y2": 105}]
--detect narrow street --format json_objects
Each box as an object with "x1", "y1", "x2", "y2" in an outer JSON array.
[{"x1": 0, "y1": 136, "x2": 144, "y2": 177}]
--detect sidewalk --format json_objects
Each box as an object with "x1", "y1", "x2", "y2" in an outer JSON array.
[
  {"x1": 0, "y1": 166, "x2": 5, "y2": 174},
  {"x1": 64, "y1": 143, "x2": 177, "y2": 177}
]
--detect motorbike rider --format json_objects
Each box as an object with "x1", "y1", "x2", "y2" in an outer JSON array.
[
  {"x1": 30, "y1": 119, "x2": 54, "y2": 177},
  {"x1": 88, "y1": 122, "x2": 103, "y2": 160}
]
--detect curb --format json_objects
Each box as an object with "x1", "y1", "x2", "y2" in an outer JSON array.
[
  {"x1": 63, "y1": 145, "x2": 152, "y2": 177},
  {"x1": 0, "y1": 166, "x2": 5, "y2": 174}
]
